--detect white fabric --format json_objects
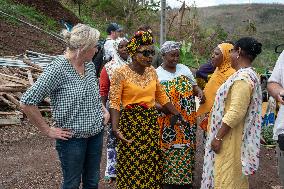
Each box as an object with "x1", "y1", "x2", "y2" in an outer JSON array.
[
  {"x1": 104, "y1": 37, "x2": 115, "y2": 61},
  {"x1": 104, "y1": 38, "x2": 131, "y2": 80},
  {"x1": 156, "y1": 64, "x2": 197, "y2": 85},
  {"x1": 268, "y1": 51, "x2": 284, "y2": 140}
]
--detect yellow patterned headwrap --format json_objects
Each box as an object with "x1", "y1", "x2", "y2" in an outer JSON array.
[{"x1": 126, "y1": 30, "x2": 154, "y2": 56}]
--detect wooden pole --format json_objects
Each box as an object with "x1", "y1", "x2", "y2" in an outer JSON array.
[{"x1": 160, "y1": 0, "x2": 166, "y2": 46}]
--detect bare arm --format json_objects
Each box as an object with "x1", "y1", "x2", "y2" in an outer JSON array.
[
  {"x1": 101, "y1": 96, "x2": 108, "y2": 107},
  {"x1": 102, "y1": 103, "x2": 110, "y2": 125},
  {"x1": 211, "y1": 122, "x2": 231, "y2": 153},
  {"x1": 21, "y1": 104, "x2": 73, "y2": 140}
]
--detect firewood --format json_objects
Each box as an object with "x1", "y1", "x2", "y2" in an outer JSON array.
[
  {"x1": 39, "y1": 108, "x2": 51, "y2": 113},
  {"x1": 0, "y1": 96, "x2": 16, "y2": 109},
  {"x1": 0, "y1": 86, "x2": 26, "y2": 92},
  {"x1": 4, "y1": 93, "x2": 20, "y2": 107},
  {"x1": 26, "y1": 70, "x2": 34, "y2": 85},
  {"x1": 0, "y1": 118, "x2": 21, "y2": 126},
  {"x1": 0, "y1": 111, "x2": 23, "y2": 116},
  {"x1": 22, "y1": 57, "x2": 43, "y2": 72},
  {"x1": 0, "y1": 73, "x2": 29, "y2": 86}
]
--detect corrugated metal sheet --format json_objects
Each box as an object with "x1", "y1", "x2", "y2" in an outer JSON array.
[{"x1": 0, "y1": 51, "x2": 62, "y2": 69}]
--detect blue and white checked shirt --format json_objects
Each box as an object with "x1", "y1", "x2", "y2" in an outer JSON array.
[{"x1": 21, "y1": 56, "x2": 103, "y2": 138}]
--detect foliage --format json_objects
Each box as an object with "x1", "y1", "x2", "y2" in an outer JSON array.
[
  {"x1": 262, "y1": 125, "x2": 276, "y2": 145},
  {"x1": 254, "y1": 49, "x2": 278, "y2": 73},
  {"x1": 0, "y1": 0, "x2": 58, "y2": 31},
  {"x1": 180, "y1": 42, "x2": 206, "y2": 69}
]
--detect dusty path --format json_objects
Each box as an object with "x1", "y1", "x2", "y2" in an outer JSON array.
[{"x1": 0, "y1": 120, "x2": 282, "y2": 189}]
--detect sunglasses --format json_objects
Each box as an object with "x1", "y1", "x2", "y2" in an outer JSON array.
[{"x1": 137, "y1": 50, "x2": 155, "y2": 57}]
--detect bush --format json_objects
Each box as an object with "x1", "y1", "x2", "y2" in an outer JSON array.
[{"x1": 262, "y1": 125, "x2": 276, "y2": 145}]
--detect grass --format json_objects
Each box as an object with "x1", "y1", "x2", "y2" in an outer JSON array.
[
  {"x1": 0, "y1": 0, "x2": 59, "y2": 32},
  {"x1": 254, "y1": 49, "x2": 279, "y2": 73},
  {"x1": 59, "y1": 1, "x2": 108, "y2": 38}
]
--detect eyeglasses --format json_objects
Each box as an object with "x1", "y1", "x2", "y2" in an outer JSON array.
[{"x1": 137, "y1": 50, "x2": 155, "y2": 57}]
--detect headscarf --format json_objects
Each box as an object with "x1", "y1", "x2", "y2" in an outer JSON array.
[
  {"x1": 105, "y1": 38, "x2": 131, "y2": 79},
  {"x1": 160, "y1": 41, "x2": 181, "y2": 55},
  {"x1": 196, "y1": 60, "x2": 215, "y2": 81},
  {"x1": 126, "y1": 30, "x2": 154, "y2": 56},
  {"x1": 197, "y1": 43, "x2": 235, "y2": 116}
]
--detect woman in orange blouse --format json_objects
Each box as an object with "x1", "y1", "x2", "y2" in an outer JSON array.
[{"x1": 109, "y1": 30, "x2": 182, "y2": 189}]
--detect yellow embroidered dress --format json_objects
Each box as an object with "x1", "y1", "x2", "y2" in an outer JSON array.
[{"x1": 109, "y1": 65, "x2": 169, "y2": 189}]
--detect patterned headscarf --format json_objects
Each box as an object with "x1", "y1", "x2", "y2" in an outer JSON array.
[
  {"x1": 126, "y1": 30, "x2": 154, "y2": 56},
  {"x1": 160, "y1": 41, "x2": 181, "y2": 55}
]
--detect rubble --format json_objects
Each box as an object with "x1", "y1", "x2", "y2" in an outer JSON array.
[{"x1": 0, "y1": 51, "x2": 55, "y2": 126}]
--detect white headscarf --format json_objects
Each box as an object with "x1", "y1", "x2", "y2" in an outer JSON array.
[{"x1": 105, "y1": 38, "x2": 131, "y2": 79}]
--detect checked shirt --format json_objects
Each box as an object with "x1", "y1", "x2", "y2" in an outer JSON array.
[{"x1": 21, "y1": 56, "x2": 103, "y2": 138}]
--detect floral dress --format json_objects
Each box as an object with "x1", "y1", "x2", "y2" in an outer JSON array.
[{"x1": 156, "y1": 64, "x2": 197, "y2": 185}]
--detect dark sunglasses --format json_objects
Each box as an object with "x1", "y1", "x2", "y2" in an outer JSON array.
[{"x1": 137, "y1": 50, "x2": 155, "y2": 57}]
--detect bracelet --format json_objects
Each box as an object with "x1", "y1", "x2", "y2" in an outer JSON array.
[{"x1": 214, "y1": 134, "x2": 223, "y2": 141}]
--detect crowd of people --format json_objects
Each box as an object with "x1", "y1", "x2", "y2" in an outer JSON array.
[{"x1": 19, "y1": 22, "x2": 284, "y2": 189}]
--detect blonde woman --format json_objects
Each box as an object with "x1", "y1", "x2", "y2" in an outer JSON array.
[{"x1": 20, "y1": 24, "x2": 109, "y2": 189}]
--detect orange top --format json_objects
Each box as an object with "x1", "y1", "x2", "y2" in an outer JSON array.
[{"x1": 109, "y1": 65, "x2": 170, "y2": 111}]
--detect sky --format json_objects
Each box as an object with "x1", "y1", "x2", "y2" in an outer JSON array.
[{"x1": 167, "y1": 0, "x2": 284, "y2": 7}]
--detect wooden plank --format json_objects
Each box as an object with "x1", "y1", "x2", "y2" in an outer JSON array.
[
  {"x1": 0, "y1": 86, "x2": 26, "y2": 92},
  {"x1": 4, "y1": 93, "x2": 20, "y2": 107},
  {"x1": 0, "y1": 118, "x2": 21, "y2": 126},
  {"x1": 0, "y1": 73, "x2": 29, "y2": 86},
  {"x1": 27, "y1": 70, "x2": 34, "y2": 85},
  {"x1": 0, "y1": 111, "x2": 23, "y2": 116},
  {"x1": 23, "y1": 57, "x2": 43, "y2": 72},
  {"x1": 0, "y1": 96, "x2": 17, "y2": 109}
]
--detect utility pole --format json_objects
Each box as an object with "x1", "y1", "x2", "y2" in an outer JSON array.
[{"x1": 160, "y1": 0, "x2": 166, "y2": 46}]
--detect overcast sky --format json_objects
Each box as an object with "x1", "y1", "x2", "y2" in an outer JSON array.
[{"x1": 167, "y1": 0, "x2": 284, "y2": 7}]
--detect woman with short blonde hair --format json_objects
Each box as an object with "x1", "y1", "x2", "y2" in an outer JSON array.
[{"x1": 21, "y1": 23, "x2": 109, "y2": 189}]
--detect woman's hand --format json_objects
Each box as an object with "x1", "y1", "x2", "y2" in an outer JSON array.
[
  {"x1": 170, "y1": 113, "x2": 186, "y2": 127},
  {"x1": 197, "y1": 90, "x2": 206, "y2": 104},
  {"x1": 277, "y1": 91, "x2": 284, "y2": 105},
  {"x1": 155, "y1": 102, "x2": 170, "y2": 114},
  {"x1": 47, "y1": 127, "x2": 73, "y2": 140},
  {"x1": 193, "y1": 85, "x2": 205, "y2": 104},
  {"x1": 113, "y1": 129, "x2": 133, "y2": 143},
  {"x1": 102, "y1": 106, "x2": 110, "y2": 126},
  {"x1": 211, "y1": 137, "x2": 222, "y2": 154}
]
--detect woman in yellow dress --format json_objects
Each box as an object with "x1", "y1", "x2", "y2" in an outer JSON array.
[
  {"x1": 109, "y1": 30, "x2": 183, "y2": 189},
  {"x1": 201, "y1": 37, "x2": 263, "y2": 189}
]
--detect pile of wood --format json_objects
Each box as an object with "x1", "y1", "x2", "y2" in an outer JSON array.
[{"x1": 0, "y1": 51, "x2": 54, "y2": 126}]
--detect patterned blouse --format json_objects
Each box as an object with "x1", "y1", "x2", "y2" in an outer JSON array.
[
  {"x1": 21, "y1": 56, "x2": 103, "y2": 138},
  {"x1": 109, "y1": 65, "x2": 170, "y2": 111}
]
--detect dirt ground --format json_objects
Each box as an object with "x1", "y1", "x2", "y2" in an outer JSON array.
[{"x1": 0, "y1": 119, "x2": 282, "y2": 189}]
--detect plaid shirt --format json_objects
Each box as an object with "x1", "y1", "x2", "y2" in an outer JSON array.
[{"x1": 21, "y1": 56, "x2": 103, "y2": 138}]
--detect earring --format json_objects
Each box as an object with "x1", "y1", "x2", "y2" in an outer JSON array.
[{"x1": 237, "y1": 55, "x2": 239, "y2": 59}]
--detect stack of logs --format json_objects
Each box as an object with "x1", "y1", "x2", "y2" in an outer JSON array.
[{"x1": 0, "y1": 57, "x2": 51, "y2": 126}]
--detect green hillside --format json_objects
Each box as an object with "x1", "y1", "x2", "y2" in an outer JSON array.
[{"x1": 198, "y1": 3, "x2": 284, "y2": 49}]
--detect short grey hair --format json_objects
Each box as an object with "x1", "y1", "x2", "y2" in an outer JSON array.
[{"x1": 61, "y1": 23, "x2": 100, "y2": 51}]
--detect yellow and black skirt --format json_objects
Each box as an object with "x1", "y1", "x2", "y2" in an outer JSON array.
[{"x1": 116, "y1": 104, "x2": 163, "y2": 189}]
